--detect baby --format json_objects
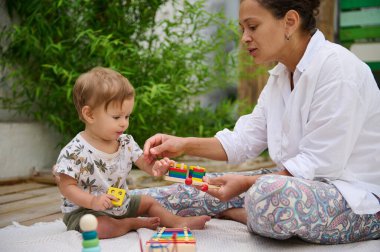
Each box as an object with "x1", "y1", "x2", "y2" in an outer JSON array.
[{"x1": 54, "y1": 67, "x2": 210, "y2": 239}]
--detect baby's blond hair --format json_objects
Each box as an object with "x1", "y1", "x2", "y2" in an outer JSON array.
[{"x1": 73, "y1": 67, "x2": 135, "y2": 121}]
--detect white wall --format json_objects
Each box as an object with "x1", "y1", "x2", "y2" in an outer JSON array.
[
  {"x1": 0, "y1": 123, "x2": 60, "y2": 180},
  {"x1": 0, "y1": 0, "x2": 61, "y2": 180}
]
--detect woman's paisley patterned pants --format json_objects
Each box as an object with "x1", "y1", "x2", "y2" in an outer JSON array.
[{"x1": 130, "y1": 170, "x2": 380, "y2": 244}]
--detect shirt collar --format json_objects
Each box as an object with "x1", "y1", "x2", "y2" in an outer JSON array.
[
  {"x1": 296, "y1": 29, "x2": 325, "y2": 73},
  {"x1": 268, "y1": 29, "x2": 326, "y2": 76}
]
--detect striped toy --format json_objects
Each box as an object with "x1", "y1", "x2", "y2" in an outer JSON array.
[
  {"x1": 165, "y1": 163, "x2": 219, "y2": 190},
  {"x1": 79, "y1": 214, "x2": 101, "y2": 252},
  {"x1": 145, "y1": 227, "x2": 196, "y2": 252}
]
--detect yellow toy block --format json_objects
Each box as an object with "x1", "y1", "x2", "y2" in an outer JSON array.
[{"x1": 107, "y1": 187, "x2": 126, "y2": 207}]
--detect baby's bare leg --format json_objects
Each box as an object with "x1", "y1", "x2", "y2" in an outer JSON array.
[
  {"x1": 137, "y1": 195, "x2": 211, "y2": 230},
  {"x1": 96, "y1": 215, "x2": 160, "y2": 239}
]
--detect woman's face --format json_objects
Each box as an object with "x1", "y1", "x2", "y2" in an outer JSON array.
[{"x1": 239, "y1": 0, "x2": 287, "y2": 64}]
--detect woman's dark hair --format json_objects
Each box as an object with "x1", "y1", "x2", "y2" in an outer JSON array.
[{"x1": 256, "y1": 0, "x2": 320, "y2": 32}]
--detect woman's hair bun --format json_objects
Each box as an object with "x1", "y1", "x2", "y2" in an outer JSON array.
[{"x1": 256, "y1": 0, "x2": 321, "y2": 32}]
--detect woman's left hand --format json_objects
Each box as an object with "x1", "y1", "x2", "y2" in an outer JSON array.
[{"x1": 201, "y1": 174, "x2": 254, "y2": 202}]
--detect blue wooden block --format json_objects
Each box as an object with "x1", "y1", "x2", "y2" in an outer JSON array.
[
  {"x1": 82, "y1": 231, "x2": 98, "y2": 240},
  {"x1": 82, "y1": 246, "x2": 101, "y2": 252}
]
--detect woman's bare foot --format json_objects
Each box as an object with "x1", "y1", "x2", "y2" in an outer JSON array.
[
  {"x1": 218, "y1": 208, "x2": 247, "y2": 224},
  {"x1": 178, "y1": 215, "x2": 211, "y2": 230}
]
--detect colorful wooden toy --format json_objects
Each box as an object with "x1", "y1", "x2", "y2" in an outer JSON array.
[
  {"x1": 79, "y1": 214, "x2": 101, "y2": 252},
  {"x1": 168, "y1": 163, "x2": 188, "y2": 179},
  {"x1": 189, "y1": 165, "x2": 205, "y2": 182},
  {"x1": 200, "y1": 184, "x2": 208, "y2": 192},
  {"x1": 107, "y1": 187, "x2": 126, "y2": 207},
  {"x1": 185, "y1": 177, "x2": 192, "y2": 185},
  {"x1": 145, "y1": 227, "x2": 196, "y2": 252},
  {"x1": 164, "y1": 163, "x2": 220, "y2": 190}
]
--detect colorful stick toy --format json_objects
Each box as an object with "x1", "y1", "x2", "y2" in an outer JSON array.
[
  {"x1": 164, "y1": 163, "x2": 219, "y2": 191},
  {"x1": 79, "y1": 214, "x2": 101, "y2": 252},
  {"x1": 145, "y1": 227, "x2": 196, "y2": 252}
]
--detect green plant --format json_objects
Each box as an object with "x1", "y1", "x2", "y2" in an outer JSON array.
[{"x1": 1, "y1": 0, "x2": 242, "y2": 146}]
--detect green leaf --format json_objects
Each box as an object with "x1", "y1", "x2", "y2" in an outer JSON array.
[{"x1": 1, "y1": 0, "x2": 245, "y2": 147}]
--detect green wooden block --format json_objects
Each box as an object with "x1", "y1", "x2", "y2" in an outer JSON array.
[
  {"x1": 82, "y1": 238, "x2": 99, "y2": 248},
  {"x1": 168, "y1": 172, "x2": 187, "y2": 180},
  {"x1": 340, "y1": 0, "x2": 380, "y2": 11},
  {"x1": 367, "y1": 61, "x2": 380, "y2": 71},
  {"x1": 340, "y1": 8, "x2": 380, "y2": 27},
  {"x1": 340, "y1": 26, "x2": 380, "y2": 41},
  {"x1": 192, "y1": 171, "x2": 205, "y2": 177}
]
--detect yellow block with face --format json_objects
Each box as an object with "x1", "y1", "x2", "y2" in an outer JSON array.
[{"x1": 107, "y1": 187, "x2": 126, "y2": 207}]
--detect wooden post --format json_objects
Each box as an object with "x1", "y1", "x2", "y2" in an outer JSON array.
[{"x1": 316, "y1": 0, "x2": 336, "y2": 41}]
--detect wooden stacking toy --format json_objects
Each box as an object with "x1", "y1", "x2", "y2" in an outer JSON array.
[
  {"x1": 164, "y1": 163, "x2": 219, "y2": 191},
  {"x1": 79, "y1": 214, "x2": 100, "y2": 252}
]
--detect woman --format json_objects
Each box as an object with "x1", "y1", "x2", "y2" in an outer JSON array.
[{"x1": 142, "y1": 0, "x2": 380, "y2": 244}]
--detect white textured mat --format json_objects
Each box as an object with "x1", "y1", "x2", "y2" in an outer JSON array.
[{"x1": 0, "y1": 219, "x2": 379, "y2": 252}]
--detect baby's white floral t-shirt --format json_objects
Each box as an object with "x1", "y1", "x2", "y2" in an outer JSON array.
[{"x1": 55, "y1": 133, "x2": 142, "y2": 216}]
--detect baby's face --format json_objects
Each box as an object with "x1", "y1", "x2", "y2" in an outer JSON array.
[{"x1": 92, "y1": 98, "x2": 135, "y2": 141}]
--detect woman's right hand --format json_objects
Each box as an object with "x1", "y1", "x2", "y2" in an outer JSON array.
[
  {"x1": 203, "y1": 174, "x2": 255, "y2": 202},
  {"x1": 143, "y1": 133, "x2": 186, "y2": 164}
]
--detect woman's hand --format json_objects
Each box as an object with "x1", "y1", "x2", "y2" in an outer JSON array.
[
  {"x1": 202, "y1": 174, "x2": 256, "y2": 202},
  {"x1": 152, "y1": 157, "x2": 173, "y2": 176},
  {"x1": 90, "y1": 194, "x2": 118, "y2": 211},
  {"x1": 143, "y1": 133, "x2": 186, "y2": 164}
]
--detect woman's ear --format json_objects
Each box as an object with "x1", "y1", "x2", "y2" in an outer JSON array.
[
  {"x1": 284, "y1": 10, "x2": 300, "y2": 38},
  {"x1": 81, "y1": 105, "x2": 94, "y2": 123}
]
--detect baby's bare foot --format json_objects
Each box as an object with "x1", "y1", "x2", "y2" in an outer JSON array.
[
  {"x1": 121, "y1": 217, "x2": 160, "y2": 233},
  {"x1": 179, "y1": 215, "x2": 211, "y2": 230},
  {"x1": 138, "y1": 217, "x2": 160, "y2": 230}
]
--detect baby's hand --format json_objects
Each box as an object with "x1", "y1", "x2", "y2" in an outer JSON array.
[
  {"x1": 90, "y1": 194, "x2": 118, "y2": 211},
  {"x1": 152, "y1": 157, "x2": 173, "y2": 176}
]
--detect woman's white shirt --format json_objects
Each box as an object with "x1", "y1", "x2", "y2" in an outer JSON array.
[{"x1": 216, "y1": 30, "x2": 380, "y2": 215}]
